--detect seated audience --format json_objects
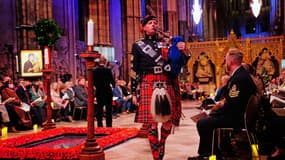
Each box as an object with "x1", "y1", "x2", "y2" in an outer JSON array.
[
  {"x1": 1, "y1": 76, "x2": 32, "y2": 131},
  {"x1": 74, "y1": 77, "x2": 88, "y2": 107},
  {"x1": 33, "y1": 81, "x2": 46, "y2": 99},
  {"x1": 113, "y1": 80, "x2": 132, "y2": 114},
  {"x1": 60, "y1": 82, "x2": 74, "y2": 122},
  {"x1": 16, "y1": 79, "x2": 44, "y2": 126},
  {"x1": 29, "y1": 82, "x2": 47, "y2": 125},
  {"x1": 0, "y1": 79, "x2": 12, "y2": 131}
]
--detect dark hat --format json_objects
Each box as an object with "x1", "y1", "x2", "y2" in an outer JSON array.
[{"x1": 141, "y1": 15, "x2": 157, "y2": 26}]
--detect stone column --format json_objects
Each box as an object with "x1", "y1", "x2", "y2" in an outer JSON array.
[
  {"x1": 16, "y1": 0, "x2": 52, "y2": 50},
  {"x1": 166, "y1": 0, "x2": 178, "y2": 35},
  {"x1": 89, "y1": 0, "x2": 111, "y2": 45},
  {"x1": 52, "y1": 0, "x2": 79, "y2": 81},
  {"x1": 121, "y1": 0, "x2": 142, "y2": 81}
]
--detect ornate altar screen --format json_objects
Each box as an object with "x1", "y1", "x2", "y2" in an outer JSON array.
[{"x1": 186, "y1": 31, "x2": 283, "y2": 94}]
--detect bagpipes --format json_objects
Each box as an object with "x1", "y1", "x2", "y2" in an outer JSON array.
[{"x1": 156, "y1": 28, "x2": 186, "y2": 79}]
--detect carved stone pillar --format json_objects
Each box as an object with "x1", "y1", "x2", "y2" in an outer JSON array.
[
  {"x1": 16, "y1": 0, "x2": 52, "y2": 50},
  {"x1": 166, "y1": 0, "x2": 178, "y2": 35},
  {"x1": 202, "y1": 0, "x2": 217, "y2": 40},
  {"x1": 89, "y1": 0, "x2": 111, "y2": 45},
  {"x1": 177, "y1": 0, "x2": 189, "y2": 40},
  {"x1": 146, "y1": 0, "x2": 163, "y2": 27},
  {"x1": 121, "y1": 0, "x2": 142, "y2": 81},
  {"x1": 52, "y1": 0, "x2": 79, "y2": 81}
]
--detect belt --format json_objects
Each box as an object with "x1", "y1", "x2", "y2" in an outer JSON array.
[{"x1": 142, "y1": 65, "x2": 171, "y2": 74}]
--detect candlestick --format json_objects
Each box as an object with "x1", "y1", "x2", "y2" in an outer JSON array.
[
  {"x1": 15, "y1": 55, "x2": 19, "y2": 73},
  {"x1": 87, "y1": 19, "x2": 94, "y2": 46}
]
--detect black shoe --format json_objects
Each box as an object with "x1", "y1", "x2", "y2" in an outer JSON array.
[{"x1": 187, "y1": 156, "x2": 208, "y2": 160}]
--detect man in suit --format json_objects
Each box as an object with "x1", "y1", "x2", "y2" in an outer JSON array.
[
  {"x1": 188, "y1": 48, "x2": 257, "y2": 160},
  {"x1": 93, "y1": 56, "x2": 115, "y2": 127}
]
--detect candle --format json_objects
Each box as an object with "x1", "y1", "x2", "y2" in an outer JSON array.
[
  {"x1": 1, "y1": 127, "x2": 8, "y2": 137},
  {"x1": 44, "y1": 46, "x2": 50, "y2": 68},
  {"x1": 50, "y1": 102, "x2": 54, "y2": 109},
  {"x1": 15, "y1": 55, "x2": 19, "y2": 73},
  {"x1": 209, "y1": 155, "x2": 216, "y2": 160},
  {"x1": 33, "y1": 124, "x2": 38, "y2": 132},
  {"x1": 251, "y1": 144, "x2": 259, "y2": 157},
  {"x1": 87, "y1": 19, "x2": 94, "y2": 46}
]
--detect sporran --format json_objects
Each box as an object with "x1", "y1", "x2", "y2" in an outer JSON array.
[{"x1": 151, "y1": 82, "x2": 172, "y2": 122}]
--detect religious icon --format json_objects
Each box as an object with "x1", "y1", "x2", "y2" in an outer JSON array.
[
  {"x1": 20, "y1": 50, "x2": 43, "y2": 77},
  {"x1": 252, "y1": 47, "x2": 279, "y2": 80},
  {"x1": 193, "y1": 52, "x2": 216, "y2": 84}
]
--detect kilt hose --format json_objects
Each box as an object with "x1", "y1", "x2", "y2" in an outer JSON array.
[{"x1": 134, "y1": 73, "x2": 181, "y2": 126}]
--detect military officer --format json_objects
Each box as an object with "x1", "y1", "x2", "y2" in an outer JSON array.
[{"x1": 188, "y1": 48, "x2": 257, "y2": 160}]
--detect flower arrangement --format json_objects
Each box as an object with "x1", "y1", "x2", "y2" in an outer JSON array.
[
  {"x1": 33, "y1": 19, "x2": 61, "y2": 47},
  {"x1": 0, "y1": 127, "x2": 138, "y2": 159}
]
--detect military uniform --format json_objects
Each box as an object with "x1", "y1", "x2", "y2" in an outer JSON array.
[{"x1": 196, "y1": 66, "x2": 257, "y2": 157}]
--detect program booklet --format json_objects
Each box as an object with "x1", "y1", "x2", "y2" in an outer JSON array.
[{"x1": 190, "y1": 111, "x2": 209, "y2": 123}]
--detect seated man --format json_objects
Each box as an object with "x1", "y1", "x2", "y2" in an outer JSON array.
[
  {"x1": 113, "y1": 80, "x2": 132, "y2": 114},
  {"x1": 188, "y1": 48, "x2": 257, "y2": 159}
]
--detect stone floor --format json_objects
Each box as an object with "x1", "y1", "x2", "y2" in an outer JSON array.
[{"x1": 0, "y1": 100, "x2": 268, "y2": 160}]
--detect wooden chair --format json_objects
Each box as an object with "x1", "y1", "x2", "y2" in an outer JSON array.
[{"x1": 72, "y1": 106, "x2": 87, "y2": 120}]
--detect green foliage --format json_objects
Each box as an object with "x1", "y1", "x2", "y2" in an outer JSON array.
[{"x1": 33, "y1": 19, "x2": 61, "y2": 47}]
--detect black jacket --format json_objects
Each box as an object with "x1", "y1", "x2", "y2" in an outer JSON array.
[
  {"x1": 93, "y1": 66, "x2": 115, "y2": 101},
  {"x1": 212, "y1": 66, "x2": 257, "y2": 127}
]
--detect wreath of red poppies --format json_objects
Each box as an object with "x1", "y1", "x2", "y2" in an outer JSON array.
[{"x1": 0, "y1": 127, "x2": 138, "y2": 159}]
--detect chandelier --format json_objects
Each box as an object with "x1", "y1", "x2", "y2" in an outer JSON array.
[{"x1": 250, "y1": 0, "x2": 262, "y2": 18}]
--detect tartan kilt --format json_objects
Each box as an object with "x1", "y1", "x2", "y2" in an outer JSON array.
[{"x1": 134, "y1": 73, "x2": 181, "y2": 126}]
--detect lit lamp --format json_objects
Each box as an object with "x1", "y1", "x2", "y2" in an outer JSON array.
[
  {"x1": 1, "y1": 127, "x2": 8, "y2": 137},
  {"x1": 79, "y1": 19, "x2": 104, "y2": 160},
  {"x1": 251, "y1": 144, "x2": 259, "y2": 158},
  {"x1": 209, "y1": 155, "x2": 216, "y2": 160},
  {"x1": 33, "y1": 124, "x2": 38, "y2": 132},
  {"x1": 192, "y1": 0, "x2": 202, "y2": 25},
  {"x1": 250, "y1": 0, "x2": 262, "y2": 18}
]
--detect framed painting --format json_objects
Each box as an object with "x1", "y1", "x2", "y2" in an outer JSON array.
[{"x1": 20, "y1": 50, "x2": 43, "y2": 77}]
